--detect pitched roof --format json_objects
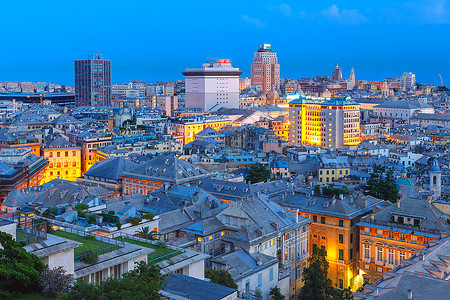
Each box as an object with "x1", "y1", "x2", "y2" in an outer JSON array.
[
  {"x1": 43, "y1": 136, "x2": 78, "y2": 149},
  {"x1": 122, "y1": 155, "x2": 211, "y2": 184},
  {"x1": 212, "y1": 249, "x2": 278, "y2": 282},
  {"x1": 84, "y1": 157, "x2": 138, "y2": 180},
  {"x1": 164, "y1": 273, "x2": 236, "y2": 300}
]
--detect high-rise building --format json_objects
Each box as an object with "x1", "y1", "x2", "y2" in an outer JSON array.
[
  {"x1": 331, "y1": 64, "x2": 343, "y2": 81},
  {"x1": 183, "y1": 59, "x2": 242, "y2": 111},
  {"x1": 400, "y1": 72, "x2": 416, "y2": 90},
  {"x1": 251, "y1": 44, "x2": 280, "y2": 92},
  {"x1": 75, "y1": 54, "x2": 111, "y2": 106},
  {"x1": 288, "y1": 94, "x2": 361, "y2": 148}
]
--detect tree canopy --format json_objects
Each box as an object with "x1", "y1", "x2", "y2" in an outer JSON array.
[
  {"x1": 64, "y1": 261, "x2": 165, "y2": 300},
  {"x1": 0, "y1": 232, "x2": 45, "y2": 298},
  {"x1": 362, "y1": 165, "x2": 400, "y2": 203},
  {"x1": 205, "y1": 268, "x2": 237, "y2": 289},
  {"x1": 245, "y1": 163, "x2": 271, "y2": 183},
  {"x1": 298, "y1": 247, "x2": 353, "y2": 300},
  {"x1": 298, "y1": 247, "x2": 333, "y2": 300}
]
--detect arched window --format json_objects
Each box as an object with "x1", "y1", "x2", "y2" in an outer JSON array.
[{"x1": 433, "y1": 176, "x2": 437, "y2": 185}]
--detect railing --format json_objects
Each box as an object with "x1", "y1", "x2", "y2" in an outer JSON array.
[
  {"x1": 74, "y1": 244, "x2": 122, "y2": 262},
  {"x1": 148, "y1": 251, "x2": 182, "y2": 264},
  {"x1": 360, "y1": 218, "x2": 442, "y2": 237},
  {"x1": 60, "y1": 226, "x2": 126, "y2": 247},
  {"x1": 111, "y1": 232, "x2": 185, "y2": 253}
]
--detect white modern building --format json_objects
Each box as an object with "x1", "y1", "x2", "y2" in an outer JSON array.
[
  {"x1": 183, "y1": 59, "x2": 242, "y2": 111},
  {"x1": 400, "y1": 72, "x2": 416, "y2": 90},
  {"x1": 373, "y1": 100, "x2": 434, "y2": 122}
]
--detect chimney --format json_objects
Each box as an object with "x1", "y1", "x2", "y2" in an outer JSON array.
[
  {"x1": 407, "y1": 289, "x2": 413, "y2": 300},
  {"x1": 374, "y1": 288, "x2": 378, "y2": 296},
  {"x1": 295, "y1": 209, "x2": 299, "y2": 223},
  {"x1": 256, "y1": 258, "x2": 262, "y2": 266},
  {"x1": 397, "y1": 200, "x2": 401, "y2": 209}
]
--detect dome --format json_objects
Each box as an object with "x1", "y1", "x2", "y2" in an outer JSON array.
[
  {"x1": 430, "y1": 160, "x2": 440, "y2": 172},
  {"x1": 322, "y1": 89, "x2": 331, "y2": 98},
  {"x1": 266, "y1": 88, "x2": 279, "y2": 99},
  {"x1": 388, "y1": 94, "x2": 397, "y2": 102}
]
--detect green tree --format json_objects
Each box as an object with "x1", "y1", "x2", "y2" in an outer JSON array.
[
  {"x1": 0, "y1": 232, "x2": 45, "y2": 298},
  {"x1": 64, "y1": 261, "x2": 165, "y2": 300},
  {"x1": 39, "y1": 266, "x2": 74, "y2": 297},
  {"x1": 136, "y1": 226, "x2": 151, "y2": 239},
  {"x1": 205, "y1": 268, "x2": 237, "y2": 289},
  {"x1": 142, "y1": 212, "x2": 154, "y2": 220},
  {"x1": 298, "y1": 247, "x2": 333, "y2": 300},
  {"x1": 245, "y1": 163, "x2": 271, "y2": 183},
  {"x1": 270, "y1": 286, "x2": 285, "y2": 300},
  {"x1": 362, "y1": 165, "x2": 400, "y2": 203},
  {"x1": 129, "y1": 217, "x2": 142, "y2": 226}
]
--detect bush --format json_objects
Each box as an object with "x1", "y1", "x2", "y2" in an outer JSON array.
[
  {"x1": 80, "y1": 251, "x2": 98, "y2": 264},
  {"x1": 142, "y1": 213, "x2": 154, "y2": 220},
  {"x1": 75, "y1": 203, "x2": 89, "y2": 211},
  {"x1": 128, "y1": 217, "x2": 142, "y2": 226},
  {"x1": 116, "y1": 222, "x2": 122, "y2": 230},
  {"x1": 157, "y1": 240, "x2": 167, "y2": 248},
  {"x1": 84, "y1": 235, "x2": 96, "y2": 241},
  {"x1": 39, "y1": 266, "x2": 73, "y2": 297},
  {"x1": 87, "y1": 215, "x2": 96, "y2": 224}
]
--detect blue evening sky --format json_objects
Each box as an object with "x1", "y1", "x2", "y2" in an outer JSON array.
[{"x1": 0, "y1": 0, "x2": 449, "y2": 85}]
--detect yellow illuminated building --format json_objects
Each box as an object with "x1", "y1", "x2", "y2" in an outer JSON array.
[
  {"x1": 294, "y1": 195, "x2": 386, "y2": 291},
  {"x1": 318, "y1": 155, "x2": 351, "y2": 184},
  {"x1": 176, "y1": 117, "x2": 231, "y2": 145},
  {"x1": 270, "y1": 115, "x2": 290, "y2": 141},
  {"x1": 357, "y1": 195, "x2": 445, "y2": 285},
  {"x1": 41, "y1": 136, "x2": 81, "y2": 183},
  {"x1": 289, "y1": 95, "x2": 361, "y2": 149}
]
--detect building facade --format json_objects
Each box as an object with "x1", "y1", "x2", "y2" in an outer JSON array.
[
  {"x1": 357, "y1": 192, "x2": 448, "y2": 285},
  {"x1": 288, "y1": 95, "x2": 361, "y2": 149},
  {"x1": 183, "y1": 59, "x2": 242, "y2": 111},
  {"x1": 251, "y1": 44, "x2": 280, "y2": 92},
  {"x1": 75, "y1": 54, "x2": 111, "y2": 106},
  {"x1": 41, "y1": 136, "x2": 81, "y2": 183}
]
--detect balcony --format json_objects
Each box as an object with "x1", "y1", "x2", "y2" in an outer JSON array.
[
  {"x1": 360, "y1": 218, "x2": 441, "y2": 238},
  {"x1": 375, "y1": 260, "x2": 385, "y2": 266},
  {"x1": 362, "y1": 257, "x2": 371, "y2": 263}
]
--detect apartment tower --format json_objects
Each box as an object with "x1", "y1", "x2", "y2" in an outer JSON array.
[
  {"x1": 251, "y1": 44, "x2": 280, "y2": 92},
  {"x1": 75, "y1": 54, "x2": 111, "y2": 106}
]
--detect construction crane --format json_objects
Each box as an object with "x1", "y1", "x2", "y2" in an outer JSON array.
[{"x1": 439, "y1": 74, "x2": 444, "y2": 87}]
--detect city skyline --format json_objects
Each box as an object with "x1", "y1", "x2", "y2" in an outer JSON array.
[{"x1": 0, "y1": 0, "x2": 448, "y2": 85}]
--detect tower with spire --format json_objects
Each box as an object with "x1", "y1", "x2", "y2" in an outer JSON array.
[
  {"x1": 349, "y1": 67, "x2": 355, "y2": 82},
  {"x1": 430, "y1": 159, "x2": 441, "y2": 198}
]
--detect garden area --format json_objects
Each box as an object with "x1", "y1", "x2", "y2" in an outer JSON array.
[
  {"x1": 113, "y1": 236, "x2": 180, "y2": 262},
  {"x1": 51, "y1": 231, "x2": 121, "y2": 257}
]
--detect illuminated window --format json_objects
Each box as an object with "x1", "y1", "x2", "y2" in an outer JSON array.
[
  {"x1": 364, "y1": 244, "x2": 370, "y2": 259},
  {"x1": 377, "y1": 246, "x2": 383, "y2": 262}
]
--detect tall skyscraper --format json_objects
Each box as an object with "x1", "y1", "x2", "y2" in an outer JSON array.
[
  {"x1": 75, "y1": 54, "x2": 111, "y2": 106},
  {"x1": 183, "y1": 59, "x2": 242, "y2": 111},
  {"x1": 251, "y1": 44, "x2": 280, "y2": 92},
  {"x1": 331, "y1": 64, "x2": 343, "y2": 81}
]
